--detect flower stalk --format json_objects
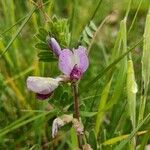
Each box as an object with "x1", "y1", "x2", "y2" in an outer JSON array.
[{"x1": 72, "y1": 81, "x2": 82, "y2": 148}]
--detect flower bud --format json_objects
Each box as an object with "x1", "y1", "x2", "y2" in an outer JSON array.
[{"x1": 47, "y1": 37, "x2": 61, "y2": 56}]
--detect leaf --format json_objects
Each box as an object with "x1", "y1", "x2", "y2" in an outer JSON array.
[
  {"x1": 86, "y1": 38, "x2": 143, "y2": 88},
  {"x1": 36, "y1": 28, "x2": 48, "y2": 42},
  {"x1": 36, "y1": 33, "x2": 46, "y2": 42},
  {"x1": 127, "y1": 60, "x2": 137, "y2": 149},
  {"x1": 82, "y1": 30, "x2": 90, "y2": 45},
  {"x1": 48, "y1": 18, "x2": 70, "y2": 47},
  {"x1": 95, "y1": 79, "x2": 112, "y2": 137},
  {"x1": 70, "y1": 127, "x2": 78, "y2": 149},
  {"x1": 39, "y1": 28, "x2": 48, "y2": 37},
  {"x1": 102, "y1": 131, "x2": 147, "y2": 146},
  {"x1": 139, "y1": 8, "x2": 150, "y2": 122},
  {"x1": 88, "y1": 130, "x2": 97, "y2": 150},
  {"x1": 35, "y1": 43, "x2": 49, "y2": 50},
  {"x1": 0, "y1": 109, "x2": 57, "y2": 137},
  {"x1": 39, "y1": 57, "x2": 57, "y2": 62},
  {"x1": 106, "y1": 19, "x2": 127, "y2": 110},
  {"x1": 85, "y1": 26, "x2": 93, "y2": 38},
  {"x1": 89, "y1": 21, "x2": 97, "y2": 31},
  {"x1": 127, "y1": 59, "x2": 137, "y2": 129},
  {"x1": 80, "y1": 111, "x2": 97, "y2": 117},
  {"x1": 61, "y1": 92, "x2": 69, "y2": 107},
  {"x1": 0, "y1": 7, "x2": 36, "y2": 58},
  {"x1": 38, "y1": 51, "x2": 53, "y2": 57},
  {"x1": 114, "y1": 112, "x2": 150, "y2": 150}
]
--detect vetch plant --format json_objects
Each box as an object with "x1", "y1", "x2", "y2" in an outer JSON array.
[
  {"x1": 47, "y1": 37, "x2": 89, "y2": 81},
  {"x1": 27, "y1": 76, "x2": 67, "y2": 100},
  {"x1": 27, "y1": 37, "x2": 89, "y2": 148}
]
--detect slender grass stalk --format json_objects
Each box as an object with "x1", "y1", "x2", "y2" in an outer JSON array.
[
  {"x1": 128, "y1": 0, "x2": 143, "y2": 34},
  {"x1": 0, "y1": 109, "x2": 57, "y2": 137},
  {"x1": 5, "y1": 66, "x2": 34, "y2": 84},
  {"x1": 0, "y1": 15, "x2": 28, "y2": 36},
  {"x1": 102, "y1": 130, "x2": 147, "y2": 146},
  {"x1": 0, "y1": 0, "x2": 51, "y2": 58},
  {"x1": 6, "y1": 76, "x2": 29, "y2": 108},
  {"x1": 86, "y1": 38, "x2": 143, "y2": 88},
  {"x1": 0, "y1": 40, "x2": 14, "y2": 68},
  {"x1": 0, "y1": 7, "x2": 36, "y2": 58},
  {"x1": 0, "y1": 113, "x2": 32, "y2": 134},
  {"x1": 90, "y1": 0, "x2": 102, "y2": 21},
  {"x1": 69, "y1": 0, "x2": 77, "y2": 47},
  {"x1": 139, "y1": 128, "x2": 150, "y2": 150},
  {"x1": 105, "y1": 20, "x2": 127, "y2": 111},
  {"x1": 114, "y1": 112, "x2": 150, "y2": 150},
  {"x1": 10, "y1": 0, "x2": 20, "y2": 67},
  {"x1": 125, "y1": 0, "x2": 132, "y2": 18},
  {"x1": 88, "y1": 15, "x2": 110, "y2": 53}
]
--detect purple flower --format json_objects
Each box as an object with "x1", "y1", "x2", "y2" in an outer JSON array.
[
  {"x1": 49, "y1": 38, "x2": 89, "y2": 80},
  {"x1": 27, "y1": 38, "x2": 89, "y2": 99},
  {"x1": 58, "y1": 46, "x2": 89, "y2": 81},
  {"x1": 47, "y1": 37, "x2": 62, "y2": 56},
  {"x1": 27, "y1": 76, "x2": 63, "y2": 100}
]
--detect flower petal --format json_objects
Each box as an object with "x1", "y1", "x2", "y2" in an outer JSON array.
[
  {"x1": 27, "y1": 76, "x2": 59, "y2": 95},
  {"x1": 70, "y1": 65, "x2": 82, "y2": 80},
  {"x1": 36, "y1": 93, "x2": 53, "y2": 100},
  {"x1": 58, "y1": 49, "x2": 74, "y2": 76},
  {"x1": 74, "y1": 46, "x2": 89, "y2": 72},
  {"x1": 47, "y1": 37, "x2": 61, "y2": 56}
]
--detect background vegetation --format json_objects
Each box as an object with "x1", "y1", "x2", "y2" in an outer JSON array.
[{"x1": 0, "y1": 0, "x2": 150, "y2": 149}]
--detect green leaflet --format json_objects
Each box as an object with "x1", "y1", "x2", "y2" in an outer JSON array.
[
  {"x1": 35, "y1": 18, "x2": 70, "y2": 62},
  {"x1": 79, "y1": 21, "x2": 97, "y2": 46},
  {"x1": 35, "y1": 43, "x2": 49, "y2": 50}
]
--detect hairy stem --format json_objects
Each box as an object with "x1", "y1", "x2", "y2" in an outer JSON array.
[
  {"x1": 72, "y1": 82, "x2": 80, "y2": 120},
  {"x1": 72, "y1": 82, "x2": 82, "y2": 148}
]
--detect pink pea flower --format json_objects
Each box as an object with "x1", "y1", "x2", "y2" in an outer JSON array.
[
  {"x1": 27, "y1": 76, "x2": 64, "y2": 100},
  {"x1": 50, "y1": 38, "x2": 89, "y2": 81},
  {"x1": 59, "y1": 47, "x2": 89, "y2": 80},
  {"x1": 27, "y1": 38, "x2": 89, "y2": 99}
]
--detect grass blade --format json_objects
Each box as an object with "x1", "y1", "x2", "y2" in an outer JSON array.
[
  {"x1": 0, "y1": 7, "x2": 36, "y2": 58},
  {"x1": 138, "y1": 7, "x2": 150, "y2": 122},
  {"x1": 114, "y1": 112, "x2": 150, "y2": 150},
  {"x1": 86, "y1": 38, "x2": 143, "y2": 88},
  {"x1": 95, "y1": 78, "x2": 112, "y2": 137},
  {"x1": 126, "y1": 59, "x2": 137, "y2": 149},
  {"x1": 0, "y1": 109, "x2": 57, "y2": 137}
]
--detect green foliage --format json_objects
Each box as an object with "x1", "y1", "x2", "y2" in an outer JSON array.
[
  {"x1": 139, "y1": 7, "x2": 150, "y2": 122},
  {"x1": 48, "y1": 16, "x2": 70, "y2": 48},
  {"x1": 35, "y1": 17, "x2": 70, "y2": 62},
  {"x1": 88, "y1": 130, "x2": 97, "y2": 150},
  {"x1": 79, "y1": 21, "x2": 97, "y2": 46},
  {"x1": 0, "y1": 0, "x2": 150, "y2": 149}
]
